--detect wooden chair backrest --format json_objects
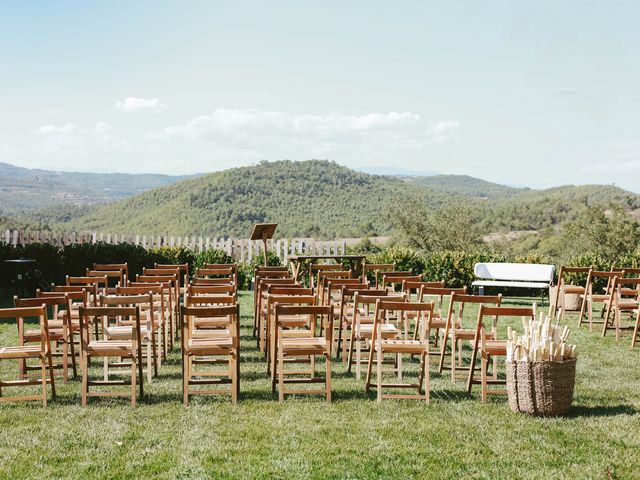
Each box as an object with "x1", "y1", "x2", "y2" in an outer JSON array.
[
  {"x1": 274, "y1": 304, "x2": 332, "y2": 336},
  {"x1": 374, "y1": 300, "x2": 434, "y2": 340},
  {"x1": 362, "y1": 263, "x2": 395, "y2": 287},
  {"x1": 475, "y1": 305, "x2": 535, "y2": 341},
  {"x1": 419, "y1": 286, "x2": 467, "y2": 312},
  {"x1": 447, "y1": 293, "x2": 503, "y2": 329},
  {"x1": 403, "y1": 280, "x2": 445, "y2": 300},
  {"x1": 181, "y1": 304, "x2": 239, "y2": 342},
  {"x1": 187, "y1": 284, "x2": 236, "y2": 296},
  {"x1": 186, "y1": 294, "x2": 236, "y2": 306},
  {"x1": 93, "y1": 263, "x2": 129, "y2": 277}
]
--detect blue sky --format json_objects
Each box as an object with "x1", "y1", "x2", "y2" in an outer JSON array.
[{"x1": 0, "y1": 1, "x2": 638, "y2": 191}]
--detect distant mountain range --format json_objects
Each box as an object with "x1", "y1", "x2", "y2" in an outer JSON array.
[
  {"x1": 0, "y1": 161, "x2": 198, "y2": 215},
  {"x1": 1, "y1": 160, "x2": 638, "y2": 241}
]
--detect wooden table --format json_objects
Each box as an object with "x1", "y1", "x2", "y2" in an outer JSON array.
[{"x1": 288, "y1": 255, "x2": 366, "y2": 282}]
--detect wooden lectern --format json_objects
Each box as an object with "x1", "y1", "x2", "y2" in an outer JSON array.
[{"x1": 250, "y1": 223, "x2": 278, "y2": 267}]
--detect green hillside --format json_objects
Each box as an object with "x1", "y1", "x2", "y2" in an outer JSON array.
[
  {"x1": 45, "y1": 161, "x2": 456, "y2": 238},
  {"x1": 2, "y1": 160, "x2": 638, "y2": 240},
  {"x1": 401, "y1": 174, "x2": 522, "y2": 200}
]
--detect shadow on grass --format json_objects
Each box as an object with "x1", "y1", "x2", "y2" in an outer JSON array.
[{"x1": 567, "y1": 404, "x2": 639, "y2": 418}]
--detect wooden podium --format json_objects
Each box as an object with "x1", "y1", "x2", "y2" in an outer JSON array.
[{"x1": 250, "y1": 223, "x2": 278, "y2": 266}]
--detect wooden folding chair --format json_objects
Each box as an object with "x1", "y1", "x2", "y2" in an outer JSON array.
[
  {"x1": 437, "y1": 293, "x2": 502, "y2": 382},
  {"x1": 309, "y1": 263, "x2": 342, "y2": 289},
  {"x1": 414, "y1": 286, "x2": 466, "y2": 354},
  {"x1": 100, "y1": 293, "x2": 161, "y2": 384},
  {"x1": 602, "y1": 277, "x2": 640, "y2": 340},
  {"x1": 181, "y1": 305, "x2": 240, "y2": 405},
  {"x1": 317, "y1": 270, "x2": 352, "y2": 305},
  {"x1": 253, "y1": 269, "x2": 292, "y2": 334},
  {"x1": 361, "y1": 263, "x2": 395, "y2": 288},
  {"x1": 116, "y1": 284, "x2": 168, "y2": 359},
  {"x1": 0, "y1": 306, "x2": 56, "y2": 406},
  {"x1": 347, "y1": 291, "x2": 405, "y2": 379},
  {"x1": 14, "y1": 295, "x2": 74, "y2": 383},
  {"x1": 578, "y1": 270, "x2": 620, "y2": 331},
  {"x1": 335, "y1": 285, "x2": 380, "y2": 361},
  {"x1": 551, "y1": 266, "x2": 591, "y2": 320},
  {"x1": 78, "y1": 306, "x2": 143, "y2": 406},
  {"x1": 365, "y1": 300, "x2": 434, "y2": 403},
  {"x1": 254, "y1": 277, "x2": 296, "y2": 344},
  {"x1": 136, "y1": 274, "x2": 178, "y2": 347},
  {"x1": 154, "y1": 263, "x2": 190, "y2": 295},
  {"x1": 272, "y1": 304, "x2": 333, "y2": 402},
  {"x1": 467, "y1": 305, "x2": 535, "y2": 402},
  {"x1": 265, "y1": 292, "x2": 315, "y2": 374}
]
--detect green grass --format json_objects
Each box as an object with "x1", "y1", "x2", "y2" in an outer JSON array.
[{"x1": 1, "y1": 292, "x2": 639, "y2": 479}]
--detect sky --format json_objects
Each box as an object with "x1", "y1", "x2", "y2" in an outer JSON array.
[{"x1": 0, "y1": 1, "x2": 639, "y2": 191}]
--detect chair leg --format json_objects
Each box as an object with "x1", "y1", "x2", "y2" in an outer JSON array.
[
  {"x1": 131, "y1": 354, "x2": 137, "y2": 408},
  {"x1": 278, "y1": 348, "x2": 285, "y2": 403},
  {"x1": 183, "y1": 353, "x2": 189, "y2": 407},
  {"x1": 325, "y1": 352, "x2": 332, "y2": 403},
  {"x1": 480, "y1": 350, "x2": 487, "y2": 403},
  {"x1": 231, "y1": 354, "x2": 238, "y2": 405},
  {"x1": 450, "y1": 336, "x2": 457, "y2": 383},
  {"x1": 69, "y1": 329, "x2": 78, "y2": 378},
  {"x1": 424, "y1": 351, "x2": 430, "y2": 403},
  {"x1": 41, "y1": 355, "x2": 48, "y2": 408},
  {"x1": 376, "y1": 347, "x2": 382, "y2": 404},
  {"x1": 47, "y1": 345, "x2": 56, "y2": 399},
  {"x1": 347, "y1": 327, "x2": 356, "y2": 373},
  {"x1": 81, "y1": 353, "x2": 88, "y2": 406},
  {"x1": 355, "y1": 334, "x2": 362, "y2": 380},
  {"x1": 147, "y1": 342, "x2": 152, "y2": 385}
]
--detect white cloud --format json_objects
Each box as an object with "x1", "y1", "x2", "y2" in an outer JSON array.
[
  {"x1": 34, "y1": 122, "x2": 123, "y2": 153},
  {"x1": 114, "y1": 97, "x2": 167, "y2": 113},
  {"x1": 160, "y1": 108, "x2": 458, "y2": 146}
]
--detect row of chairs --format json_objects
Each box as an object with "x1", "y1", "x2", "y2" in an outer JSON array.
[
  {"x1": 0, "y1": 261, "x2": 241, "y2": 406},
  {"x1": 252, "y1": 263, "x2": 538, "y2": 403},
  {"x1": 553, "y1": 265, "x2": 640, "y2": 346}
]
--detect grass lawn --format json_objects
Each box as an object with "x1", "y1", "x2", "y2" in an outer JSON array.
[{"x1": 0, "y1": 291, "x2": 639, "y2": 479}]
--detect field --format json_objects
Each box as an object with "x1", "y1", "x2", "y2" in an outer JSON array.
[{"x1": 1, "y1": 292, "x2": 639, "y2": 479}]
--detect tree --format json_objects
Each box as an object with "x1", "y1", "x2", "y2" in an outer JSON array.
[
  {"x1": 392, "y1": 198, "x2": 482, "y2": 252},
  {"x1": 559, "y1": 205, "x2": 640, "y2": 262}
]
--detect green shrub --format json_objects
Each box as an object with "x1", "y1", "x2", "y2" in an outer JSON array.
[
  {"x1": 194, "y1": 248, "x2": 235, "y2": 269},
  {"x1": 149, "y1": 246, "x2": 196, "y2": 267},
  {"x1": 61, "y1": 243, "x2": 157, "y2": 282},
  {"x1": 238, "y1": 251, "x2": 282, "y2": 290},
  {"x1": 369, "y1": 246, "x2": 425, "y2": 274}
]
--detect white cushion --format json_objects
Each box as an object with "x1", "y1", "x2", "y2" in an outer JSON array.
[{"x1": 474, "y1": 263, "x2": 555, "y2": 283}]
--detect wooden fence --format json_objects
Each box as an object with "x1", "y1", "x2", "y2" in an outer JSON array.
[{"x1": 2, "y1": 229, "x2": 347, "y2": 263}]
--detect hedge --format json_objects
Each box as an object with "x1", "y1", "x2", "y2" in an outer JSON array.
[{"x1": 1, "y1": 241, "x2": 636, "y2": 292}]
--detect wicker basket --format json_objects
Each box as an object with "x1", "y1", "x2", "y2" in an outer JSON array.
[{"x1": 506, "y1": 359, "x2": 577, "y2": 416}]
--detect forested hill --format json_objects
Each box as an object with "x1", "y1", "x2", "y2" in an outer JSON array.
[{"x1": 2, "y1": 160, "x2": 638, "y2": 239}]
